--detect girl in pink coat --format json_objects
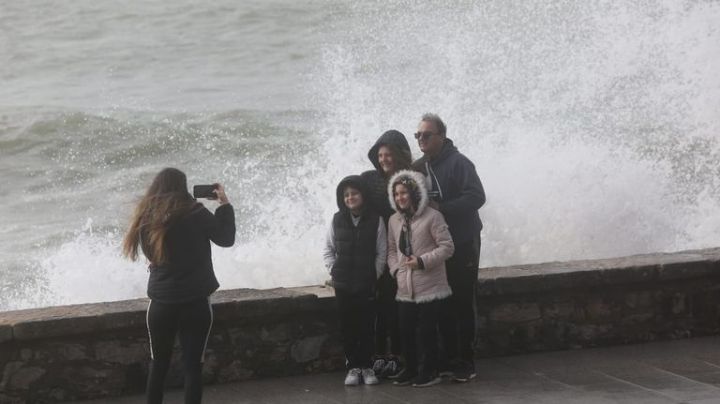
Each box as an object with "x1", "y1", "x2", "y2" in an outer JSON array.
[{"x1": 386, "y1": 170, "x2": 454, "y2": 387}]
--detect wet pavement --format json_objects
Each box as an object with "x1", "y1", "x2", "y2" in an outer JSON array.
[{"x1": 79, "y1": 336, "x2": 720, "y2": 403}]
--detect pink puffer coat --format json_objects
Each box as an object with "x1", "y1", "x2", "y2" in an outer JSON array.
[{"x1": 387, "y1": 170, "x2": 454, "y2": 303}]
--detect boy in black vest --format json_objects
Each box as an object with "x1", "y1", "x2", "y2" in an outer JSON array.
[{"x1": 323, "y1": 175, "x2": 387, "y2": 386}]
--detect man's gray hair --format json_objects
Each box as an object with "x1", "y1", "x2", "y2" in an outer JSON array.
[{"x1": 421, "y1": 113, "x2": 446, "y2": 137}]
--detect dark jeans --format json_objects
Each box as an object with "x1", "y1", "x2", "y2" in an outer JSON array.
[
  {"x1": 439, "y1": 235, "x2": 480, "y2": 369},
  {"x1": 375, "y1": 270, "x2": 401, "y2": 357},
  {"x1": 146, "y1": 297, "x2": 213, "y2": 404},
  {"x1": 399, "y1": 299, "x2": 443, "y2": 377},
  {"x1": 335, "y1": 289, "x2": 375, "y2": 369}
]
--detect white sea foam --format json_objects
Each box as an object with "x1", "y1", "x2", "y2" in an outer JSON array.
[
  {"x1": 38, "y1": 220, "x2": 147, "y2": 306},
  {"x1": 3, "y1": 0, "x2": 719, "y2": 310}
]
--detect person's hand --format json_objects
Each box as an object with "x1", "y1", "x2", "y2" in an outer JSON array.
[
  {"x1": 213, "y1": 183, "x2": 230, "y2": 205},
  {"x1": 405, "y1": 255, "x2": 419, "y2": 270}
]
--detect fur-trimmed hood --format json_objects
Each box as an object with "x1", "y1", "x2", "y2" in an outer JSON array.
[{"x1": 387, "y1": 170, "x2": 428, "y2": 217}]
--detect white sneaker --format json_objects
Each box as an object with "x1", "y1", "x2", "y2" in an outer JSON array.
[
  {"x1": 344, "y1": 368, "x2": 361, "y2": 386},
  {"x1": 362, "y1": 368, "x2": 379, "y2": 385}
]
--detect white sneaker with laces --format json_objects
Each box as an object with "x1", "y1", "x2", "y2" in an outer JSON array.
[
  {"x1": 344, "y1": 368, "x2": 362, "y2": 386},
  {"x1": 361, "y1": 368, "x2": 379, "y2": 385}
]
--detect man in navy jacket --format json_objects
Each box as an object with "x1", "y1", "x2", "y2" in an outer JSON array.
[{"x1": 412, "y1": 113, "x2": 486, "y2": 382}]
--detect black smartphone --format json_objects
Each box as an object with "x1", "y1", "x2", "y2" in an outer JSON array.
[{"x1": 193, "y1": 184, "x2": 217, "y2": 199}]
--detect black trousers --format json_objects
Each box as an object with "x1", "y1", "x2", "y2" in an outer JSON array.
[
  {"x1": 375, "y1": 270, "x2": 401, "y2": 357},
  {"x1": 439, "y1": 236, "x2": 480, "y2": 368},
  {"x1": 335, "y1": 289, "x2": 375, "y2": 369},
  {"x1": 399, "y1": 299, "x2": 442, "y2": 377},
  {"x1": 146, "y1": 297, "x2": 213, "y2": 404}
]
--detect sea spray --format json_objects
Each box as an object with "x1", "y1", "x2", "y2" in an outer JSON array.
[{"x1": 1, "y1": 0, "x2": 718, "y2": 310}]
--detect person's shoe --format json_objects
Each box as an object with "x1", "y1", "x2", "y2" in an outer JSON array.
[
  {"x1": 439, "y1": 357, "x2": 461, "y2": 378},
  {"x1": 361, "y1": 368, "x2": 379, "y2": 385},
  {"x1": 381, "y1": 357, "x2": 401, "y2": 378},
  {"x1": 344, "y1": 368, "x2": 361, "y2": 386},
  {"x1": 438, "y1": 367, "x2": 454, "y2": 378},
  {"x1": 411, "y1": 373, "x2": 442, "y2": 388},
  {"x1": 387, "y1": 363, "x2": 404, "y2": 379},
  {"x1": 452, "y1": 362, "x2": 476, "y2": 383},
  {"x1": 372, "y1": 357, "x2": 386, "y2": 375},
  {"x1": 392, "y1": 369, "x2": 417, "y2": 386}
]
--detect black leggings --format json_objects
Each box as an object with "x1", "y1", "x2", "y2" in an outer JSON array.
[{"x1": 146, "y1": 297, "x2": 213, "y2": 404}]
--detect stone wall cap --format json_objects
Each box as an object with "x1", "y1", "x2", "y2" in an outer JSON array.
[
  {"x1": 478, "y1": 248, "x2": 720, "y2": 295},
  {"x1": 1, "y1": 287, "x2": 328, "y2": 342},
  {"x1": 2, "y1": 248, "x2": 719, "y2": 341}
]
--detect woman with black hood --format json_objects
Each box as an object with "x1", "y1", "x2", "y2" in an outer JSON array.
[{"x1": 360, "y1": 129, "x2": 412, "y2": 378}]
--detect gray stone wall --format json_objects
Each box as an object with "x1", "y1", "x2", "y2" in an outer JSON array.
[
  {"x1": 0, "y1": 287, "x2": 342, "y2": 403},
  {"x1": 1, "y1": 248, "x2": 720, "y2": 403},
  {"x1": 475, "y1": 248, "x2": 720, "y2": 355}
]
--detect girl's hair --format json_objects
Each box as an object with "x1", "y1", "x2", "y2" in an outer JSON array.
[
  {"x1": 392, "y1": 178, "x2": 421, "y2": 212},
  {"x1": 122, "y1": 167, "x2": 196, "y2": 266},
  {"x1": 383, "y1": 143, "x2": 412, "y2": 177}
]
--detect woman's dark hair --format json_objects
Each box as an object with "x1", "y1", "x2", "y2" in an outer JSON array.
[
  {"x1": 383, "y1": 143, "x2": 412, "y2": 177},
  {"x1": 122, "y1": 167, "x2": 196, "y2": 266}
]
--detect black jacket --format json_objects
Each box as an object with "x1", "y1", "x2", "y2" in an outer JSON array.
[
  {"x1": 361, "y1": 130, "x2": 411, "y2": 225},
  {"x1": 146, "y1": 203, "x2": 235, "y2": 303},
  {"x1": 412, "y1": 138, "x2": 485, "y2": 245},
  {"x1": 331, "y1": 211, "x2": 379, "y2": 295},
  {"x1": 331, "y1": 175, "x2": 379, "y2": 295}
]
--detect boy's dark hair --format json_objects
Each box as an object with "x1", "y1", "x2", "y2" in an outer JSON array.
[{"x1": 335, "y1": 175, "x2": 369, "y2": 212}]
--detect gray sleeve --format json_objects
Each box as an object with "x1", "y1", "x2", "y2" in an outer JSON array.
[{"x1": 322, "y1": 222, "x2": 336, "y2": 274}]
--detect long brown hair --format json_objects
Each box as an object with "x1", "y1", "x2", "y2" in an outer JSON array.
[
  {"x1": 122, "y1": 167, "x2": 196, "y2": 266},
  {"x1": 384, "y1": 143, "x2": 412, "y2": 178}
]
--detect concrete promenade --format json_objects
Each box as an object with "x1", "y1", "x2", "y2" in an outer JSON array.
[{"x1": 79, "y1": 336, "x2": 720, "y2": 404}]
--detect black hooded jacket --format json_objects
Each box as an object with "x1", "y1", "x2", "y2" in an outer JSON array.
[
  {"x1": 146, "y1": 203, "x2": 236, "y2": 303},
  {"x1": 360, "y1": 130, "x2": 412, "y2": 225},
  {"x1": 412, "y1": 138, "x2": 485, "y2": 245},
  {"x1": 330, "y1": 175, "x2": 380, "y2": 295}
]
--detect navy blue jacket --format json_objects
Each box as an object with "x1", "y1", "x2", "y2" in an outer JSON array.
[{"x1": 412, "y1": 138, "x2": 485, "y2": 245}]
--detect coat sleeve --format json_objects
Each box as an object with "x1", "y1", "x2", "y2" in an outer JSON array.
[
  {"x1": 322, "y1": 221, "x2": 336, "y2": 273},
  {"x1": 438, "y1": 157, "x2": 486, "y2": 215},
  {"x1": 387, "y1": 216, "x2": 401, "y2": 278},
  {"x1": 418, "y1": 211, "x2": 455, "y2": 270},
  {"x1": 207, "y1": 204, "x2": 236, "y2": 247}
]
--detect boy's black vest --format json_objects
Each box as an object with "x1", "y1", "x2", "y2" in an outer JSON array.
[{"x1": 331, "y1": 211, "x2": 379, "y2": 295}]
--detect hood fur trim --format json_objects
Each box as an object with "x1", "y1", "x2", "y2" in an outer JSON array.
[{"x1": 387, "y1": 170, "x2": 428, "y2": 217}]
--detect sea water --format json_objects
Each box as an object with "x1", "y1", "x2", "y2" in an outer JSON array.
[{"x1": 1, "y1": 0, "x2": 719, "y2": 311}]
